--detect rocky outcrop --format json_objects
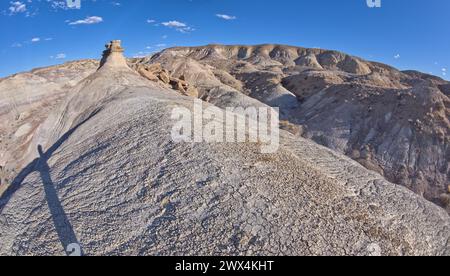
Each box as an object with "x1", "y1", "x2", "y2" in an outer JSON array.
[
  {"x1": 99, "y1": 40, "x2": 128, "y2": 69},
  {"x1": 295, "y1": 54, "x2": 323, "y2": 69},
  {"x1": 169, "y1": 76, "x2": 199, "y2": 98},
  {"x1": 136, "y1": 63, "x2": 170, "y2": 83},
  {"x1": 135, "y1": 63, "x2": 198, "y2": 97}
]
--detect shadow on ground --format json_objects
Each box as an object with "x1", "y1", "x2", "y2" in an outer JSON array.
[{"x1": 0, "y1": 110, "x2": 100, "y2": 255}]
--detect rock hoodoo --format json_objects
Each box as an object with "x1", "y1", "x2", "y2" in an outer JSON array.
[{"x1": 99, "y1": 40, "x2": 129, "y2": 70}]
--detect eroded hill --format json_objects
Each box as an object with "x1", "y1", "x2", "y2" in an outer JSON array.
[{"x1": 139, "y1": 44, "x2": 450, "y2": 211}]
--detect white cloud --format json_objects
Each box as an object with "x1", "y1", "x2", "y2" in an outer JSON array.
[
  {"x1": 216, "y1": 14, "x2": 237, "y2": 20},
  {"x1": 31, "y1": 37, "x2": 41, "y2": 43},
  {"x1": 9, "y1": 1, "x2": 27, "y2": 15},
  {"x1": 55, "y1": 53, "x2": 67, "y2": 59},
  {"x1": 147, "y1": 19, "x2": 156, "y2": 24},
  {"x1": 161, "y1": 20, "x2": 194, "y2": 33},
  {"x1": 50, "y1": 53, "x2": 67, "y2": 59},
  {"x1": 69, "y1": 16, "x2": 103, "y2": 25},
  {"x1": 162, "y1": 21, "x2": 187, "y2": 28},
  {"x1": 6, "y1": 1, "x2": 77, "y2": 17},
  {"x1": 394, "y1": 54, "x2": 400, "y2": 59}
]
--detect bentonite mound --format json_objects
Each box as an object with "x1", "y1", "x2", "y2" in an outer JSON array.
[
  {"x1": 0, "y1": 42, "x2": 449, "y2": 256},
  {"x1": 143, "y1": 44, "x2": 450, "y2": 212}
]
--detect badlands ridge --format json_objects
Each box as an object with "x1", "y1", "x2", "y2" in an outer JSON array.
[{"x1": 0, "y1": 41, "x2": 449, "y2": 256}]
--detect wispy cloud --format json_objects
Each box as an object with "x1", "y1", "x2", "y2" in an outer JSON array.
[
  {"x1": 31, "y1": 37, "x2": 41, "y2": 43},
  {"x1": 55, "y1": 53, "x2": 67, "y2": 59},
  {"x1": 50, "y1": 53, "x2": 67, "y2": 59},
  {"x1": 394, "y1": 54, "x2": 400, "y2": 59},
  {"x1": 216, "y1": 14, "x2": 237, "y2": 20},
  {"x1": 161, "y1": 20, "x2": 194, "y2": 33},
  {"x1": 11, "y1": 42, "x2": 22, "y2": 48},
  {"x1": 8, "y1": 1, "x2": 27, "y2": 15},
  {"x1": 68, "y1": 16, "x2": 103, "y2": 25}
]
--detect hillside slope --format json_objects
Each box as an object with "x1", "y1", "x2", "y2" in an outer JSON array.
[{"x1": 0, "y1": 60, "x2": 99, "y2": 192}]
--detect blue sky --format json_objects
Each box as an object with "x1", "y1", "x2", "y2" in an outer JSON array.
[{"x1": 0, "y1": 0, "x2": 448, "y2": 79}]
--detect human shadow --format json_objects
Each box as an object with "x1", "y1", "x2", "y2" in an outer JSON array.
[
  {"x1": 0, "y1": 109, "x2": 100, "y2": 255},
  {"x1": 37, "y1": 144, "x2": 81, "y2": 255}
]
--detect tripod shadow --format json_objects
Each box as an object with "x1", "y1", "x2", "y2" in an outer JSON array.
[{"x1": 0, "y1": 110, "x2": 100, "y2": 255}]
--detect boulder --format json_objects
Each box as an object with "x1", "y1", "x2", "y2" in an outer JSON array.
[
  {"x1": 137, "y1": 66, "x2": 159, "y2": 82},
  {"x1": 169, "y1": 77, "x2": 199, "y2": 97},
  {"x1": 158, "y1": 69, "x2": 171, "y2": 84}
]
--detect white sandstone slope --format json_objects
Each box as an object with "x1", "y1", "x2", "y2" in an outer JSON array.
[{"x1": 0, "y1": 42, "x2": 449, "y2": 256}]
